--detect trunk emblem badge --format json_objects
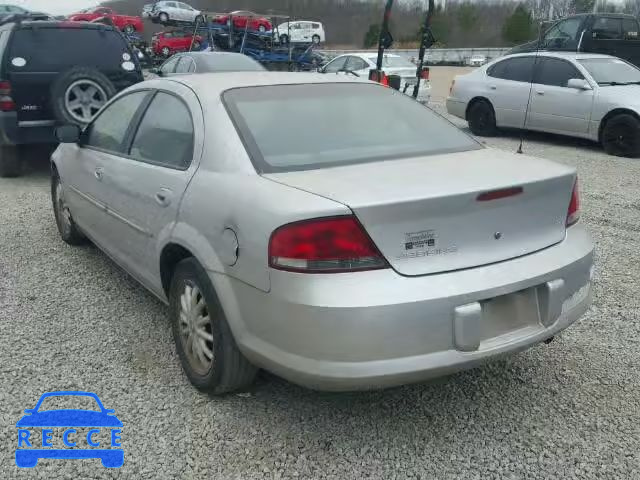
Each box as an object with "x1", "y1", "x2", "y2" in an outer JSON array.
[{"x1": 494, "y1": 232, "x2": 502, "y2": 240}]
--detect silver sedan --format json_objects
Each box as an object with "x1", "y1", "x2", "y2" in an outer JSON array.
[
  {"x1": 51, "y1": 73, "x2": 594, "y2": 393},
  {"x1": 447, "y1": 52, "x2": 640, "y2": 157}
]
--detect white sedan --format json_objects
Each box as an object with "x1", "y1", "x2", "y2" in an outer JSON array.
[
  {"x1": 447, "y1": 52, "x2": 640, "y2": 157},
  {"x1": 320, "y1": 53, "x2": 431, "y2": 104}
]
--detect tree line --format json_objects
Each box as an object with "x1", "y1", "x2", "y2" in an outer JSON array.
[{"x1": 102, "y1": 0, "x2": 640, "y2": 48}]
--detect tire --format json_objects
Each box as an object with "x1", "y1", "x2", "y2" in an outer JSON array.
[
  {"x1": 51, "y1": 173, "x2": 85, "y2": 245},
  {"x1": 123, "y1": 24, "x2": 135, "y2": 34},
  {"x1": 467, "y1": 100, "x2": 497, "y2": 136},
  {"x1": 312, "y1": 34, "x2": 321, "y2": 44},
  {"x1": 279, "y1": 34, "x2": 289, "y2": 45},
  {"x1": 169, "y1": 258, "x2": 257, "y2": 394},
  {"x1": 159, "y1": 12, "x2": 169, "y2": 23},
  {"x1": 0, "y1": 145, "x2": 20, "y2": 178},
  {"x1": 195, "y1": 15, "x2": 204, "y2": 24},
  {"x1": 162, "y1": 47, "x2": 171, "y2": 57},
  {"x1": 191, "y1": 41, "x2": 201, "y2": 51},
  {"x1": 50, "y1": 67, "x2": 116, "y2": 126},
  {"x1": 258, "y1": 24, "x2": 267, "y2": 33},
  {"x1": 601, "y1": 113, "x2": 640, "y2": 157}
]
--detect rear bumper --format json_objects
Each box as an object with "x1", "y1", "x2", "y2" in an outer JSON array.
[
  {"x1": 0, "y1": 112, "x2": 56, "y2": 147},
  {"x1": 220, "y1": 225, "x2": 594, "y2": 391},
  {"x1": 446, "y1": 97, "x2": 466, "y2": 120}
]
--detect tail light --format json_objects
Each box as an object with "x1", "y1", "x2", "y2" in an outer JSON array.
[
  {"x1": 269, "y1": 216, "x2": 388, "y2": 273},
  {"x1": 420, "y1": 67, "x2": 430, "y2": 80},
  {"x1": 566, "y1": 179, "x2": 580, "y2": 226},
  {"x1": 449, "y1": 79, "x2": 456, "y2": 95},
  {"x1": 0, "y1": 80, "x2": 15, "y2": 112}
]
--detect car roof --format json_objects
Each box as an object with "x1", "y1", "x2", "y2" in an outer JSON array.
[
  {"x1": 144, "y1": 72, "x2": 369, "y2": 98},
  {"x1": 502, "y1": 51, "x2": 617, "y2": 61}
]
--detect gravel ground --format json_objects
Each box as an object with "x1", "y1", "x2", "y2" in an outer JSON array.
[{"x1": 1, "y1": 106, "x2": 639, "y2": 479}]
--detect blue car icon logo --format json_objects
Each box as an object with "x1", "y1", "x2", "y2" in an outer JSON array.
[{"x1": 16, "y1": 391, "x2": 123, "y2": 468}]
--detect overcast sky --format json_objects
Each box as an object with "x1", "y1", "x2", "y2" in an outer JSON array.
[{"x1": 17, "y1": 0, "x2": 100, "y2": 15}]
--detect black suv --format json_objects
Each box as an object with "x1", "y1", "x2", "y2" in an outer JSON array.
[{"x1": 0, "y1": 20, "x2": 144, "y2": 177}]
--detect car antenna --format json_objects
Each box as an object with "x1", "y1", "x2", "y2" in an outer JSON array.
[{"x1": 517, "y1": 20, "x2": 544, "y2": 154}]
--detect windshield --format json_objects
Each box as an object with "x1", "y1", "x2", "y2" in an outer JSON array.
[
  {"x1": 223, "y1": 83, "x2": 480, "y2": 173},
  {"x1": 579, "y1": 58, "x2": 640, "y2": 85},
  {"x1": 367, "y1": 55, "x2": 415, "y2": 68}
]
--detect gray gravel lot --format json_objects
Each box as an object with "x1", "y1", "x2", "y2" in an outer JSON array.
[{"x1": 1, "y1": 104, "x2": 639, "y2": 479}]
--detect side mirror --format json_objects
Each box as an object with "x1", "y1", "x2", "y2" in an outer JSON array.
[
  {"x1": 55, "y1": 124, "x2": 81, "y2": 143},
  {"x1": 567, "y1": 78, "x2": 591, "y2": 90}
]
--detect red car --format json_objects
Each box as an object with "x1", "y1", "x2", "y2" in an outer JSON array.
[
  {"x1": 68, "y1": 7, "x2": 144, "y2": 34},
  {"x1": 213, "y1": 11, "x2": 272, "y2": 32},
  {"x1": 152, "y1": 31, "x2": 203, "y2": 57}
]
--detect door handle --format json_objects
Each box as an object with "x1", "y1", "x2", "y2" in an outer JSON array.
[
  {"x1": 489, "y1": 85, "x2": 497, "y2": 90},
  {"x1": 94, "y1": 168, "x2": 104, "y2": 181},
  {"x1": 536, "y1": 90, "x2": 545, "y2": 95},
  {"x1": 155, "y1": 188, "x2": 173, "y2": 207}
]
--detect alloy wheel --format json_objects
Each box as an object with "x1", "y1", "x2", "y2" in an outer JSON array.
[
  {"x1": 64, "y1": 79, "x2": 108, "y2": 124},
  {"x1": 178, "y1": 282, "x2": 214, "y2": 375}
]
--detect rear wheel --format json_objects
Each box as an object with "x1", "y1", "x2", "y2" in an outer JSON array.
[
  {"x1": 312, "y1": 34, "x2": 321, "y2": 44},
  {"x1": 467, "y1": 100, "x2": 497, "y2": 136},
  {"x1": 169, "y1": 258, "x2": 257, "y2": 394},
  {"x1": 195, "y1": 15, "x2": 204, "y2": 24},
  {"x1": 191, "y1": 41, "x2": 201, "y2": 51},
  {"x1": 279, "y1": 34, "x2": 289, "y2": 45},
  {"x1": 0, "y1": 145, "x2": 20, "y2": 178},
  {"x1": 601, "y1": 113, "x2": 640, "y2": 157},
  {"x1": 123, "y1": 24, "x2": 135, "y2": 34},
  {"x1": 51, "y1": 173, "x2": 85, "y2": 245},
  {"x1": 258, "y1": 24, "x2": 267, "y2": 33},
  {"x1": 159, "y1": 12, "x2": 169, "y2": 23},
  {"x1": 162, "y1": 46, "x2": 171, "y2": 57}
]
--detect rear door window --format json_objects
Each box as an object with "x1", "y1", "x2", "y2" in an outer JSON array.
[
  {"x1": 623, "y1": 18, "x2": 639, "y2": 40},
  {"x1": 323, "y1": 56, "x2": 347, "y2": 73},
  {"x1": 592, "y1": 17, "x2": 622, "y2": 40},
  {"x1": 160, "y1": 56, "x2": 180, "y2": 74},
  {"x1": 175, "y1": 56, "x2": 195, "y2": 73},
  {"x1": 345, "y1": 56, "x2": 368, "y2": 71},
  {"x1": 9, "y1": 28, "x2": 133, "y2": 72},
  {"x1": 488, "y1": 57, "x2": 535, "y2": 82},
  {"x1": 129, "y1": 92, "x2": 194, "y2": 168}
]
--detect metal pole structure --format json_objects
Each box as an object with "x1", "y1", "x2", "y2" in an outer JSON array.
[
  {"x1": 375, "y1": 0, "x2": 394, "y2": 73},
  {"x1": 413, "y1": 0, "x2": 435, "y2": 99}
]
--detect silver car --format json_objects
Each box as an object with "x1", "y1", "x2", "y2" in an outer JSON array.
[
  {"x1": 151, "y1": 1, "x2": 202, "y2": 24},
  {"x1": 447, "y1": 52, "x2": 640, "y2": 157},
  {"x1": 51, "y1": 73, "x2": 594, "y2": 393}
]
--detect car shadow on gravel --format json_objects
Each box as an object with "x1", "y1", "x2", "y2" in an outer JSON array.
[{"x1": 472, "y1": 128, "x2": 603, "y2": 153}]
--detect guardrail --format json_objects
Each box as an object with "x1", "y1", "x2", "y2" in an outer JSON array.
[{"x1": 319, "y1": 47, "x2": 512, "y2": 65}]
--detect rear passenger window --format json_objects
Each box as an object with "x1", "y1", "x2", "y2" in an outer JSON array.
[
  {"x1": 592, "y1": 17, "x2": 622, "y2": 40},
  {"x1": 312, "y1": 23, "x2": 320, "y2": 29},
  {"x1": 84, "y1": 92, "x2": 149, "y2": 153},
  {"x1": 623, "y1": 19, "x2": 639, "y2": 40},
  {"x1": 488, "y1": 57, "x2": 535, "y2": 82},
  {"x1": 129, "y1": 92, "x2": 194, "y2": 168}
]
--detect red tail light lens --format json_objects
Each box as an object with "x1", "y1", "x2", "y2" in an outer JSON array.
[
  {"x1": 449, "y1": 79, "x2": 456, "y2": 95},
  {"x1": 269, "y1": 216, "x2": 388, "y2": 273},
  {"x1": 0, "y1": 80, "x2": 15, "y2": 112},
  {"x1": 566, "y1": 179, "x2": 580, "y2": 226},
  {"x1": 420, "y1": 67, "x2": 430, "y2": 80}
]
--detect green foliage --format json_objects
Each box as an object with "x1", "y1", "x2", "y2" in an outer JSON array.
[
  {"x1": 502, "y1": 4, "x2": 534, "y2": 44},
  {"x1": 363, "y1": 23, "x2": 381, "y2": 48},
  {"x1": 457, "y1": 3, "x2": 478, "y2": 31}
]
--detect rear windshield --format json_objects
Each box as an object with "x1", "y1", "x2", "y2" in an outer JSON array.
[
  {"x1": 200, "y1": 54, "x2": 265, "y2": 72},
  {"x1": 9, "y1": 27, "x2": 133, "y2": 72},
  {"x1": 579, "y1": 57, "x2": 640, "y2": 85},
  {"x1": 368, "y1": 55, "x2": 415, "y2": 68},
  {"x1": 223, "y1": 83, "x2": 480, "y2": 173}
]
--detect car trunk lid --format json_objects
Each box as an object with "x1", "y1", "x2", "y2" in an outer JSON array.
[{"x1": 264, "y1": 149, "x2": 576, "y2": 276}]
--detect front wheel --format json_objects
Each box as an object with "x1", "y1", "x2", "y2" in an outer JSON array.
[
  {"x1": 52, "y1": 173, "x2": 86, "y2": 245},
  {"x1": 162, "y1": 46, "x2": 171, "y2": 57},
  {"x1": 169, "y1": 258, "x2": 257, "y2": 394},
  {"x1": 279, "y1": 34, "x2": 289, "y2": 45},
  {"x1": 123, "y1": 24, "x2": 135, "y2": 34},
  {"x1": 312, "y1": 34, "x2": 321, "y2": 44},
  {"x1": 258, "y1": 24, "x2": 267, "y2": 33},
  {"x1": 601, "y1": 113, "x2": 640, "y2": 157},
  {"x1": 467, "y1": 100, "x2": 497, "y2": 136},
  {"x1": 191, "y1": 41, "x2": 201, "y2": 51},
  {"x1": 195, "y1": 15, "x2": 204, "y2": 24},
  {"x1": 158, "y1": 12, "x2": 169, "y2": 23}
]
